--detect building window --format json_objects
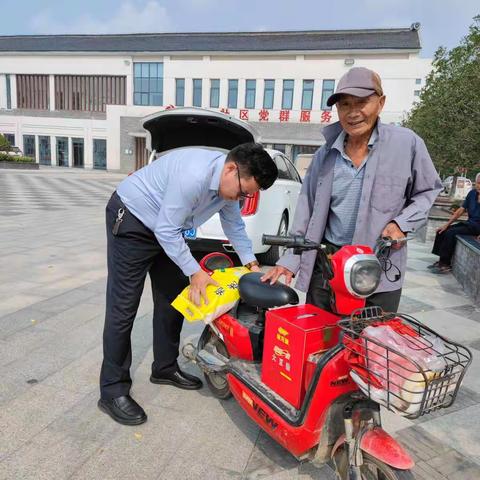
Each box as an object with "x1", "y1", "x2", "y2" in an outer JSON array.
[
  {"x1": 281, "y1": 80, "x2": 294, "y2": 110},
  {"x1": 3, "y1": 133, "x2": 15, "y2": 146},
  {"x1": 6, "y1": 74, "x2": 11, "y2": 109},
  {"x1": 415, "y1": 78, "x2": 422, "y2": 85},
  {"x1": 414, "y1": 90, "x2": 421, "y2": 97},
  {"x1": 321, "y1": 79, "x2": 335, "y2": 110},
  {"x1": 23, "y1": 135, "x2": 35, "y2": 159},
  {"x1": 16, "y1": 75, "x2": 50, "y2": 110},
  {"x1": 301, "y1": 80, "x2": 314, "y2": 110},
  {"x1": 192, "y1": 79, "x2": 202, "y2": 107},
  {"x1": 93, "y1": 139, "x2": 107, "y2": 170},
  {"x1": 245, "y1": 79, "x2": 256, "y2": 109},
  {"x1": 72, "y1": 138, "x2": 84, "y2": 168},
  {"x1": 175, "y1": 78, "x2": 185, "y2": 106},
  {"x1": 55, "y1": 75, "x2": 126, "y2": 112},
  {"x1": 133, "y1": 62, "x2": 163, "y2": 106},
  {"x1": 210, "y1": 79, "x2": 220, "y2": 108},
  {"x1": 228, "y1": 79, "x2": 238, "y2": 109},
  {"x1": 56, "y1": 137, "x2": 69, "y2": 167},
  {"x1": 39, "y1": 136, "x2": 51, "y2": 165},
  {"x1": 263, "y1": 79, "x2": 275, "y2": 109}
]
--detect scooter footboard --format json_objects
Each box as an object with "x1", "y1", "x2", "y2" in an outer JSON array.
[{"x1": 227, "y1": 374, "x2": 320, "y2": 458}]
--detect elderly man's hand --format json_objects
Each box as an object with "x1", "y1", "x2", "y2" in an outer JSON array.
[
  {"x1": 261, "y1": 266, "x2": 294, "y2": 286},
  {"x1": 382, "y1": 222, "x2": 406, "y2": 250}
]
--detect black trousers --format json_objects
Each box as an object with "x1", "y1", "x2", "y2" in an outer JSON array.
[
  {"x1": 306, "y1": 243, "x2": 402, "y2": 314},
  {"x1": 100, "y1": 192, "x2": 189, "y2": 400},
  {"x1": 432, "y1": 221, "x2": 480, "y2": 266}
]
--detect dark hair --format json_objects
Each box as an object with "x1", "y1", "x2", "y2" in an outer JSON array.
[{"x1": 226, "y1": 143, "x2": 278, "y2": 190}]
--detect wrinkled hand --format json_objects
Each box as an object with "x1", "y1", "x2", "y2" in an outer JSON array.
[
  {"x1": 382, "y1": 222, "x2": 406, "y2": 250},
  {"x1": 436, "y1": 224, "x2": 449, "y2": 235},
  {"x1": 249, "y1": 264, "x2": 261, "y2": 272},
  {"x1": 189, "y1": 269, "x2": 219, "y2": 306},
  {"x1": 261, "y1": 266, "x2": 294, "y2": 286}
]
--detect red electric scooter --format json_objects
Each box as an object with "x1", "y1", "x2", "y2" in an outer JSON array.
[{"x1": 182, "y1": 235, "x2": 471, "y2": 479}]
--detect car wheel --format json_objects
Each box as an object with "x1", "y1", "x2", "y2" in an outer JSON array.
[{"x1": 258, "y1": 213, "x2": 288, "y2": 266}]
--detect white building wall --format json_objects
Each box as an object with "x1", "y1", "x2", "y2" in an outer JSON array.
[
  {"x1": 162, "y1": 52, "x2": 431, "y2": 124},
  {"x1": 0, "y1": 112, "x2": 108, "y2": 167},
  {"x1": 0, "y1": 50, "x2": 432, "y2": 170}
]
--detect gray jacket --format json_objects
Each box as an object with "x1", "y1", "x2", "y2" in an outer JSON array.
[{"x1": 277, "y1": 120, "x2": 443, "y2": 293}]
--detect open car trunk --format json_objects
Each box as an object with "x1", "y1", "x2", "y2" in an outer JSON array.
[{"x1": 142, "y1": 107, "x2": 259, "y2": 155}]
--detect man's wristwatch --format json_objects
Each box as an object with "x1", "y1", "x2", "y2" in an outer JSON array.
[{"x1": 244, "y1": 260, "x2": 260, "y2": 269}]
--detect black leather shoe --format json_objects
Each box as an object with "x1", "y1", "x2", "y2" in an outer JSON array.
[
  {"x1": 98, "y1": 395, "x2": 147, "y2": 426},
  {"x1": 150, "y1": 369, "x2": 203, "y2": 390}
]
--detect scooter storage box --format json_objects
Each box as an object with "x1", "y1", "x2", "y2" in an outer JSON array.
[{"x1": 261, "y1": 304, "x2": 339, "y2": 408}]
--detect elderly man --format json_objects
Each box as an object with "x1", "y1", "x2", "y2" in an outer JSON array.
[
  {"x1": 429, "y1": 172, "x2": 480, "y2": 273},
  {"x1": 99, "y1": 143, "x2": 277, "y2": 426},
  {"x1": 263, "y1": 67, "x2": 442, "y2": 313}
]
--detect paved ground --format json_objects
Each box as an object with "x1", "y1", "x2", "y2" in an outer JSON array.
[{"x1": 0, "y1": 168, "x2": 479, "y2": 480}]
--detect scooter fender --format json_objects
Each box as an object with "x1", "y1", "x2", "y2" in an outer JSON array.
[{"x1": 331, "y1": 428, "x2": 414, "y2": 470}]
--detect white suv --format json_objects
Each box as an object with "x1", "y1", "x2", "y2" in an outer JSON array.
[{"x1": 142, "y1": 108, "x2": 302, "y2": 265}]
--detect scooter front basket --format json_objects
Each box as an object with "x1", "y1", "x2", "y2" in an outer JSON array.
[{"x1": 338, "y1": 306, "x2": 472, "y2": 419}]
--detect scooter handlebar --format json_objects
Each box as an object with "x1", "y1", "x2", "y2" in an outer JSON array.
[
  {"x1": 262, "y1": 235, "x2": 297, "y2": 247},
  {"x1": 262, "y1": 235, "x2": 320, "y2": 250}
]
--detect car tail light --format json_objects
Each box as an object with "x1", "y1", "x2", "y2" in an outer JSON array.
[{"x1": 240, "y1": 192, "x2": 260, "y2": 216}]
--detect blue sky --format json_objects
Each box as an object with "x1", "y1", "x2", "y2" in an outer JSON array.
[{"x1": 1, "y1": 0, "x2": 478, "y2": 57}]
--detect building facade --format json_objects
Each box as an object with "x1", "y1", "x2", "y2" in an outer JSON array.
[{"x1": 0, "y1": 26, "x2": 431, "y2": 172}]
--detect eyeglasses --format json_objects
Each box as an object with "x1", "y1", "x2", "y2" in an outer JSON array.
[{"x1": 235, "y1": 163, "x2": 255, "y2": 199}]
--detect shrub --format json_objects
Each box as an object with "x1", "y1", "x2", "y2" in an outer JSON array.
[{"x1": 0, "y1": 152, "x2": 35, "y2": 163}]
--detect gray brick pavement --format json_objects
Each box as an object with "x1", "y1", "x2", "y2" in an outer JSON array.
[{"x1": 0, "y1": 168, "x2": 479, "y2": 479}]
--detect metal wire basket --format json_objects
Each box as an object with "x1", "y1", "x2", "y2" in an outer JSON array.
[{"x1": 338, "y1": 306, "x2": 472, "y2": 419}]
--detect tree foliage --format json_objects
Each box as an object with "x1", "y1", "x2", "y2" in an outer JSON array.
[
  {"x1": 403, "y1": 16, "x2": 480, "y2": 178},
  {"x1": 0, "y1": 133, "x2": 10, "y2": 151}
]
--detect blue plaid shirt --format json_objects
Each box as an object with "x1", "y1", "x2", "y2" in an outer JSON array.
[{"x1": 324, "y1": 128, "x2": 378, "y2": 245}]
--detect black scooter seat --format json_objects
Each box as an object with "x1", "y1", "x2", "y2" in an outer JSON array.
[{"x1": 239, "y1": 272, "x2": 299, "y2": 308}]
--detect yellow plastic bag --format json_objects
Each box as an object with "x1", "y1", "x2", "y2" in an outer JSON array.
[{"x1": 172, "y1": 266, "x2": 250, "y2": 323}]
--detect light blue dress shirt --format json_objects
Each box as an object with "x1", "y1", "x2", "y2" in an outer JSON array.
[{"x1": 116, "y1": 148, "x2": 256, "y2": 276}]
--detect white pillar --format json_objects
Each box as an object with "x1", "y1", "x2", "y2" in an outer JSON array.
[
  {"x1": 184, "y1": 78, "x2": 193, "y2": 107},
  {"x1": 51, "y1": 136, "x2": 57, "y2": 166},
  {"x1": 34, "y1": 135, "x2": 40, "y2": 164},
  {"x1": 237, "y1": 79, "x2": 246, "y2": 112},
  {"x1": 255, "y1": 78, "x2": 262, "y2": 111},
  {"x1": 49, "y1": 74, "x2": 55, "y2": 111},
  {"x1": 84, "y1": 126, "x2": 93, "y2": 169},
  {"x1": 163, "y1": 56, "x2": 174, "y2": 106},
  {"x1": 68, "y1": 137, "x2": 73, "y2": 167},
  {"x1": 126, "y1": 59, "x2": 134, "y2": 106},
  {"x1": 10, "y1": 74, "x2": 17, "y2": 109},
  {"x1": 219, "y1": 78, "x2": 228, "y2": 110},
  {"x1": 0, "y1": 74, "x2": 6, "y2": 109}
]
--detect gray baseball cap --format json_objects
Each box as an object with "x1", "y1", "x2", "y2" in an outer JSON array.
[{"x1": 327, "y1": 67, "x2": 383, "y2": 107}]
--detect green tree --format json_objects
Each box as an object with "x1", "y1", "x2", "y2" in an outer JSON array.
[
  {"x1": 0, "y1": 133, "x2": 10, "y2": 152},
  {"x1": 403, "y1": 16, "x2": 480, "y2": 179}
]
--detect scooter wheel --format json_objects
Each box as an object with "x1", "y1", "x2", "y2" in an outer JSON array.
[
  {"x1": 202, "y1": 326, "x2": 232, "y2": 400},
  {"x1": 333, "y1": 450, "x2": 414, "y2": 480}
]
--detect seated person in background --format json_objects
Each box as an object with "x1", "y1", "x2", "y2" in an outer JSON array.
[{"x1": 429, "y1": 172, "x2": 480, "y2": 274}]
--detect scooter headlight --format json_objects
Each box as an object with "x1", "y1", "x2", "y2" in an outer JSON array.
[{"x1": 345, "y1": 255, "x2": 382, "y2": 297}]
